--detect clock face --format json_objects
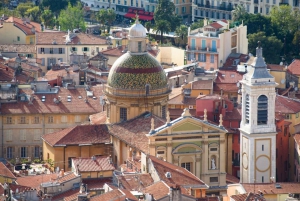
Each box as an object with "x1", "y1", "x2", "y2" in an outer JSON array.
[{"x1": 242, "y1": 152, "x2": 248, "y2": 170}]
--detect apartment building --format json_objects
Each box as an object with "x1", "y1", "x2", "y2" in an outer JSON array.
[{"x1": 186, "y1": 19, "x2": 248, "y2": 70}]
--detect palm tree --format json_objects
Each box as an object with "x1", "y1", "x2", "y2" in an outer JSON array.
[
  {"x1": 145, "y1": 21, "x2": 152, "y2": 40},
  {"x1": 231, "y1": 4, "x2": 246, "y2": 22},
  {"x1": 153, "y1": 20, "x2": 171, "y2": 44},
  {"x1": 106, "y1": 9, "x2": 116, "y2": 33},
  {"x1": 175, "y1": 24, "x2": 188, "y2": 47}
]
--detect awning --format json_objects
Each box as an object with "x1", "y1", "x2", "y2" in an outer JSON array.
[
  {"x1": 124, "y1": 13, "x2": 136, "y2": 18},
  {"x1": 124, "y1": 12, "x2": 153, "y2": 21},
  {"x1": 138, "y1": 15, "x2": 153, "y2": 21}
]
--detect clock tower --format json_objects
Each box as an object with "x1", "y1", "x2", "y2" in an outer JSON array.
[{"x1": 239, "y1": 42, "x2": 277, "y2": 183}]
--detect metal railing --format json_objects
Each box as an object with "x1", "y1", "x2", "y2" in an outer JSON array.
[{"x1": 195, "y1": 3, "x2": 234, "y2": 11}]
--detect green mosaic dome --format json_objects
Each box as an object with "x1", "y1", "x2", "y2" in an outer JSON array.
[{"x1": 107, "y1": 52, "x2": 168, "y2": 90}]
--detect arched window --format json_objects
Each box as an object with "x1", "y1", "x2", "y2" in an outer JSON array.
[
  {"x1": 257, "y1": 95, "x2": 268, "y2": 125},
  {"x1": 245, "y1": 94, "x2": 250, "y2": 124},
  {"x1": 91, "y1": 4, "x2": 94, "y2": 7}
]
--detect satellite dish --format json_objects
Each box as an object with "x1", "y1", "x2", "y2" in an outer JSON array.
[{"x1": 281, "y1": 79, "x2": 286, "y2": 84}]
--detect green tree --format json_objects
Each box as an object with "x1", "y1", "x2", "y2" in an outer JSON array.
[
  {"x1": 97, "y1": 9, "x2": 108, "y2": 32},
  {"x1": 40, "y1": 9, "x2": 55, "y2": 29},
  {"x1": 240, "y1": 13, "x2": 274, "y2": 36},
  {"x1": 154, "y1": 0, "x2": 181, "y2": 31},
  {"x1": 190, "y1": 20, "x2": 204, "y2": 30},
  {"x1": 231, "y1": 4, "x2": 247, "y2": 22},
  {"x1": 16, "y1": 3, "x2": 33, "y2": 17},
  {"x1": 248, "y1": 32, "x2": 283, "y2": 64},
  {"x1": 145, "y1": 21, "x2": 152, "y2": 32},
  {"x1": 175, "y1": 24, "x2": 188, "y2": 47},
  {"x1": 292, "y1": 31, "x2": 300, "y2": 57},
  {"x1": 41, "y1": 0, "x2": 68, "y2": 16},
  {"x1": 58, "y1": 2, "x2": 86, "y2": 32},
  {"x1": 26, "y1": 6, "x2": 40, "y2": 22},
  {"x1": 106, "y1": 9, "x2": 116, "y2": 33},
  {"x1": 153, "y1": 20, "x2": 171, "y2": 44},
  {"x1": 270, "y1": 5, "x2": 296, "y2": 35}
]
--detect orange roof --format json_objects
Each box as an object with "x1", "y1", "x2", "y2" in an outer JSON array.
[
  {"x1": 82, "y1": 178, "x2": 113, "y2": 190},
  {"x1": 89, "y1": 111, "x2": 107, "y2": 125},
  {"x1": 1, "y1": 86, "x2": 104, "y2": 114},
  {"x1": 215, "y1": 70, "x2": 243, "y2": 84},
  {"x1": 226, "y1": 173, "x2": 239, "y2": 184},
  {"x1": 42, "y1": 124, "x2": 110, "y2": 146},
  {"x1": 267, "y1": 64, "x2": 285, "y2": 71},
  {"x1": 275, "y1": 95, "x2": 300, "y2": 114},
  {"x1": 73, "y1": 156, "x2": 115, "y2": 172},
  {"x1": 0, "y1": 162, "x2": 16, "y2": 179},
  {"x1": 101, "y1": 46, "x2": 159, "y2": 57},
  {"x1": 16, "y1": 173, "x2": 57, "y2": 191},
  {"x1": 209, "y1": 22, "x2": 223, "y2": 29},
  {"x1": 242, "y1": 182, "x2": 300, "y2": 194},
  {"x1": 40, "y1": 66, "x2": 78, "y2": 81},
  {"x1": 117, "y1": 174, "x2": 154, "y2": 191},
  {"x1": 90, "y1": 189, "x2": 137, "y2": 201},
  {"x1": 36, "y1": 32, "x2": 107, "y2": 45},
  {"x1": 52, "y1": 188, "x2": 80, "y2": 201},
  {"x1": 108, "y1": 113, "x2": 166, "y2": 153},
  {"x1": 288, "y1": 59, "x2": 300, "y2": 75},
  {"x1": 143, "y1": 181, "x2": 169, "y2": 200},
  {"x1": 4, "y1": 17, "x2": 41, "y2": 35},
  {"x1": 214, "y1": 83, "x2": 239, "y2": 92},
  {"x1": 191, "y1": 80, "x2": 213, "y2": 90}
]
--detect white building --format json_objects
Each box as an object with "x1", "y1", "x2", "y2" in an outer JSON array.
[{"x1": 239, "y1": 42, "x2": 277, "y2": 183}]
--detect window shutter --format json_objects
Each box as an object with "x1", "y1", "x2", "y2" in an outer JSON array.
[
  {"x1": 18, "y1": 147, "x2": 20, "y2": 158},
  {"x1": 41, "y1": 58, "x2": 45, "y2": 66},
  {"x1": 62, "y1": 48, "x2": 65, "y2": 54},
  {"x1": 87, "y1": 47, "x2": 89, "y2": 51},
  {"x1": 53, "y1": 48, "x2": 58, "y2": 54},
  {"x1": 32, "y1": 147, "x2": 35, "y2": 158},
  {"x1": 26, "y1": 147, "x2": 28, "y2": 157},
  {"x1": 3, "y1": 147, "x2": 6, "y2": 158},
  {"x1": 82, "y1": 47, "x2": 84, "y2": 51},
  {"x1": 12, "y1": 147, "x2": 15, "y2": 158},
  {"x1": 38, "y1": 48, "x2": 42, "y2": 54}
]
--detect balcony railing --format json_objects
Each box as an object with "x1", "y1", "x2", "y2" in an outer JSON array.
[
  {"x1": 196, "y1": 3, "x2": 234, "y2": 11},
  {"x1": 186, "y1": 46, "x2": 218, "y2": 53}
]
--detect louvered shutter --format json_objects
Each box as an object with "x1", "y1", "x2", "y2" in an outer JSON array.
[
  {"x1": 62, "y1": 48, "x2": 65, "y2": 54},
  {"x1": 12, "y1": 147, "x2": 15, "y2": 158},
  {"x1": 3, "y1": 147, "x2": 6, "y2": 158},
  {"x1": 53, "y1": 48, "x2": 59, "y2": 54}
]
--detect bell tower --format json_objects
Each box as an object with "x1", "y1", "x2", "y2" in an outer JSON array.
[{"x1": 239, "y1": 42, "x2": 277, "y2": 183}]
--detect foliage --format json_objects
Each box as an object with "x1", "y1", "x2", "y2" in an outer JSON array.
[
  {"x1": 40, "y1": 9, "x2": 55, "y2": 29},
  {"x1": 41, "y1": 0, "x2": 68, "y2": 16},
  {"x1": 97, "y1": 9, "x2": 116, "y2": 33},
  {"x1": 248, "y1": 32, "x2": 283, "y2": 64},
  {"x1": 270, "y1": 5, "x2": 297, "y2": 35},
  {"x1": 231, "y1": 4, "x2": 247, "y2": 22},
  {"x1": 190, "y1": 20, "x2": 204, "y2": 30},
  {"x1": 26, "y1": 6, "x2": 41, "y2": 22},
  {"x1": 153, "y1": 20, "x2": 171, "y2": 44},
  {"x1": 58, "y1": 2, "x2": 86, "y2": 32},
  {"x1": 44, "y1": 159, "x2": 55, "y2": 168},
  {"x1": 175, "y1": 24, "x2": 188, "y2": 47},
  {"x1": 154, "y1": 0, "x2": 181, "y2": 32},
  {"x1": 0, "y1": 7, "x2": 20, "y2": 17},
  {"x1": 145, "y1": 22, "x2": 152, "y2": 32},
  {"x1": 16, "y1": 2, "x2": 33, "y2": 17},
  {"x1": 33, "y1": 158, "x2": 42, "y2": 164}
]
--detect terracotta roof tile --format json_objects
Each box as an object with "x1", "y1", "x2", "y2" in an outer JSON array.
[
  {"x1": 42, "y1": 124, "x2": 110, "y2": 146},
  {"x1": 4, "y1": 17, "x2": 41, "y2": 35},
  {"x1": 223, "y1": 108, "x2": 241, "y2": 121},
  {"x1": 230, "y1": 193, "x2": 248, "y2": 201},
  {"x1": 82, "y1": 178, "x2": 113, "y2": 190},
  {"x1": 117, "y1": 173, "x2": 154, "y2": 191},
  {"x1": 0, "y1": 162, "x2": 16, "y2": 179},
  {"x1": 191, "y1": 80, "x2": 213, "y2": 89},
  {"x1": 215, "y1": 70, "x2": 243, "y2": 83},
  {"x1": 73, "y1": 156, "x2": 115, "y2": 172},
  {"x1": 40, "y1": 67, "x2": 78, "y2": 81},
  {"x1": 143, "y1": 181, "x2": 169, "y2": 200},
  {"x1": 242, "y1": 183, "x2": 300, "y2": 194},
  {"x1": 89, "y1": 111, "x2": 107, "y2": 125},
  {"x1": 52, "y1": 188, "x2": 80, "y2": 201},
  {"x1": 275, "y1": 95, "x2": 300, "y2": 114},
  {"x1": 149, "y1": 156, "x2": 207, "y2": 188},
  {"x1": 0, "y1": 44, "x2": 35, "y2": 53},
  {"x1": 288, "y1": 59, "x2": 300, "y2": 75},
  {"x1": 36, "y1": 32, "x2": 107, "y2": 45},
  {"x1": 56, "y1": 172, "x2": 78, "y2": 184},
  {"x1": 209, "y1": 22, "x2": 223, "y2": 29},
  {"x1": 226, "y1": 173, "x2": 239, "y2": 184},
  {"x1": 89, "y1": 189, "x2": 137, "y2": 201},
  {"x1": 16, "y1": 173, "x2": 58, "y2": 191},
  {"x1": 267, "y1": 64, "x2": 285, "y2": 71},
  {"x1": 222, "y1": 54, "x2": 249, "y2": 69},
  {"x1": 1, "y1": 86, "x2": 104, "y2": 114},
  {"x1": 214, "y1": 83, "x2": 239, "y2": 92},
  {"x1": 108, "y1": 113, "x2": 166, "y2": 153},
  {"x1": 169, "y1": 108, "x2": 196, "y2": 119},
  {"x1": 169, "y1": 87, "x2": 182, "y2": 99}
]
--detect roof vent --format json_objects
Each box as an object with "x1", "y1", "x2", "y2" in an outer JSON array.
[
  {"x1": 41, "y1": 96, "x2": 46, "y2": 102},
  {"x1": 275, "y1": 183, "x2": 281, "y2": 189},
  {"x1": 67, "y1": 96, "x2": 72, "y2": 102},
  {"x1": 165, "y1": 172, "x2": 171, "y2": 178}
]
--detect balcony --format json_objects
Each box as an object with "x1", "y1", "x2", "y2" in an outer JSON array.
[
  {"x1": 195, "y1": 3, "x2": 234, "y2": 11},
  {"x1": 279, "y1": 2, "x2": 289, "y2": 5},
  {"x1": 186, "y1": 46, "x2": 218, "y2": 54},
  {"x1": 148, "y1": 0, "x2": 158, "y2": 3}
]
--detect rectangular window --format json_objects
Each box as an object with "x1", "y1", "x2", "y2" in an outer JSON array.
[
  {"x1": 273, "y1": 0, "x2": 276, "y2": 3},
  {"x1": 210, "y1": 55, "x2": 214, "y2": 63},
  {"x1": 34, "y1": 146, "x2": 40, "y2": 158},
  {"x1": 262, "y1": 144, "x2": 264, "y2": 151},
  {"x1": 246, "y1": 4, "x2": 250, "y2": 12},
  {"x1": 5, "y1": 130, "x2": 12, "y2": 142},
  {"x1": 162, "y1": 105, "x2": 166, "y2": 119},
  {"x1": 182, "y1": 7, "x2": 186, "y2": 14},
  {"x1": 262, "y1": 176, "x2": 264, "y2": 182},
  {"x1": 138, "y1": 41, "x2": 142, "y2": 52},
  {"x1": 120, "y1": 108, "x2": 127, "y2": 121},
  {"x1": 6, "y1": 117, "x2": 12, "y2": 124},
  {"x1": 75, "y1": 115, "x2": 81, "y2": 123},
  {"x1": 20, "y1": 130, "x2": 26, "y2": 141},
  {"x1": 48, "y1": 116, "x2": 54, "y2": 123},
  {"x1": 61, "y1": 115, "x2": 67, "y2": 123},
  {"x1": 59, "y1": 48, "x2": 63, "y2": 54},
  {"x1": 20, "y1": 116, "x2": 26, "y2": 124},
  {"x1": 34, "y1": 116, "x2": 39, "y2": 124},
  {"x1": 17, "y1": 36, "x2": 20, "y2": 41},
  {"x1": 34, "y1": 130, "x2": 40, "y2": 141},
  {"x1": 7, "y1": 147, "x2": 13, "y2": 159},
  {"x1": 210, "y1": 177, "x2": 218, "y2": 182},
  {"x1": 181, "y1": 162, "x2": 191, "y2": 171},
  {"x1": 199, "y1": 53, "x2": 206, "y2": 62},
  {"x1": 266, "y1": 7, "x2": 269, "y2": 14},
  {"x1": 83, "y1": 47, "x2": 89, "y2": 52},
  {"x1": 50, "y1": 48, "x2": 53, "y2": 54},
  {"x1": 68, "y1": 157, "x2": 75, "y2": 167},
  {"x1": 41, "y1": 48, "x2": 45, "y2": 53},
  {"x1": 21, "y1": 147, "x2": 27, "y2": 158}
]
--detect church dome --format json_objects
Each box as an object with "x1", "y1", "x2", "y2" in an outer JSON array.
[
  {"x1": 107, "y1": 52, "x2": 168, "y2": 90},
  {"x1": 129, "y1": 22, "x2": 147, "y2": 38}
]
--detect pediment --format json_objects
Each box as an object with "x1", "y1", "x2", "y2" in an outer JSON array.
[{"x1": 172, "y1": 121, "x2": 203, "y2": 132}]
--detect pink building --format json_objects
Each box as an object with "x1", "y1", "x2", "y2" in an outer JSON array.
[{"x1": 186, "y1": 19, "x2": 248, "y2": 70}]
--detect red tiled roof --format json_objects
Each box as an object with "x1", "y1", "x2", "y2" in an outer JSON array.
[
  {"x1": 143, "y1": 181, "x2": 169, "y2": 200},
  {"x1": 40, "y1": 67, "x2": 78, "y2": 81},
  {"x1": 222, "y1": 54, "x2": 249, "y2": 69},
  {"x1": 117, "y1": 173, "x2": 154, "y2": 191},
  {"x1": 149, "y1": 155, "x2": 207, "y2": 188},
  {"x1": 275, "y1": 95, "x2": 300, "y2": 114},
  {"x1": 191, "y1": 80, "x2": 213, "y2": 89},
  {"x1": 89, "y1": 111, "x2": 107, "y2": 125},
  {"x1": 223, "y1": 108, "x2": 241, "y2": 121},
  {"x1": 0, "y1": 162, "x2": 16, "y2": 179},
  {"x1": 42, "y1": 124, "x2": 110, "y2": 146},
  {"x1": 288, "y1": 59, "x2": 300, "y2": 75},
  {"x1": 168, "y1": 95, "x2": 196, "y2": 105},
  {"x1": 90, "y1": 189, "x2": 137, "y2": 201},
  {"x1": 242, "y1": 183, "x2": 300, "y2": 194},
  {"x1": 108, "y1": 113, "x2": 166, "y2": 153},
  {"x1": 230, "y1": 193, "x2": 248, "y2": 201},
  {"x1": 52, "y1": 188, "x2": 80, "y2": 201},
  {"x1": 16, "y1": 173, "x2": 58, "y2": 191},
  {"x1": 0, "y1": 63, "x2": 16, "y2": 81},
  {"x1": 73, "y1": 156, "x2": 115, "y2": 172},
  {"x1": 294, "y1": 134, "x2": 300, "y2": 146},
  {"x1": 1, "y1": 86, "x2": 104, "y2": 114},
  {"x1": 4, "y1": 17, "x2": 41, "y2": 35},
  {"x1": 56, "y1": 172, "x2": 78, "y2": 184},
  {"x1": 214, "y1": 83, "x2": 238, "y2": 92},
  {"x1": 169, "y1": 108, "x2": 196, "y2": 119},
  {"x1": 267, "y1": 64, "x2": 285, "y2": 71},
  {"x1": 226, "y1": 173, "x2": 239, "y2": 184},
  {"x1": 215, "y1": 70, "x2": 243, "y2": 84},
  {"x1": 82, "y1": 178, "x2": 113, "y2": 190},
  {"x1": 36, "y1": 32, "x2": 107, "y2": 45},
  {"x1": 209, "y1": 22, "x2": 223, "y2": 29}
]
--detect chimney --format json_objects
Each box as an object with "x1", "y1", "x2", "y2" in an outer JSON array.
[{"x1": 60, "y1": 169, "x2": 64, "y2": 177}]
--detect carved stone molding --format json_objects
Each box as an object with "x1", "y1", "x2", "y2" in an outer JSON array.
[
  {"x1": 196, "y1": 158, "x2": 201, "y2": 162},
  {"x1": 202, "y1": 141, "x2": 209, "y2": 145},
  {"x1": 167, "y1": 142, "x2": 172, "y2": 147}
]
